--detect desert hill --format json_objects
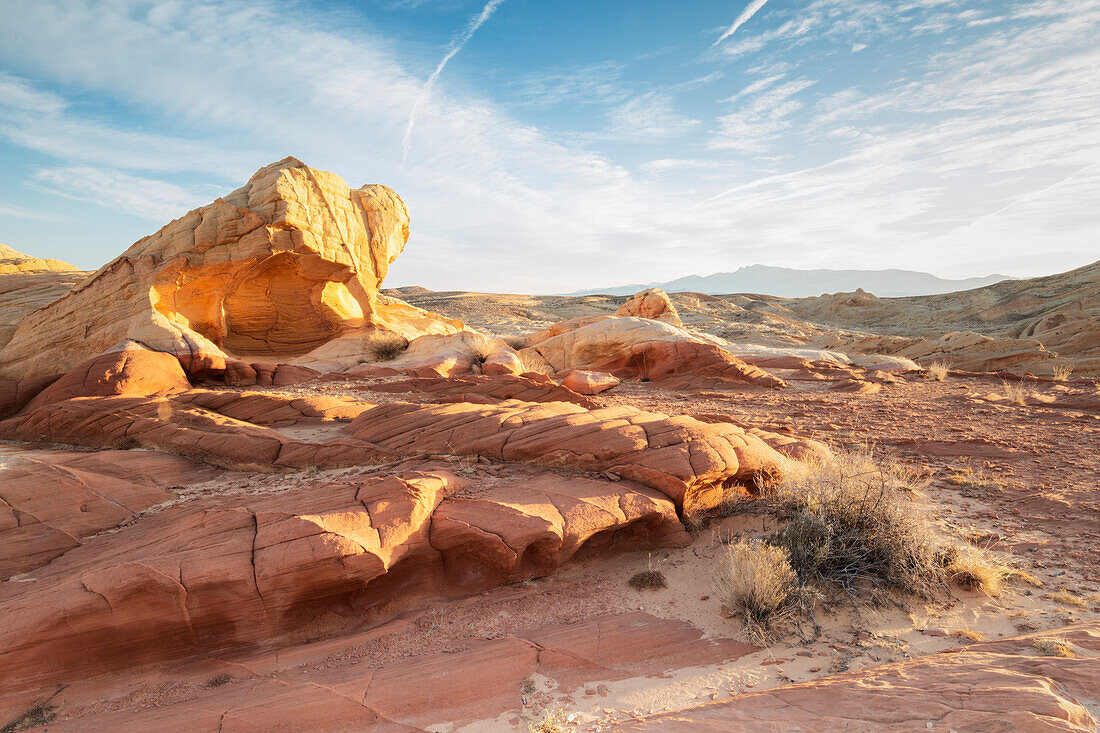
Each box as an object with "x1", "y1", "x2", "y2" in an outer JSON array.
[
  {"x1": 569, "y1": 264, "x2": 1012, "y2": 298},
  {"x1": 1, "y1": 161, "x2": 1098, "y2": 731},
  {"x1": 388, "y1": 259, "x2": 1099, "y2": 375}
]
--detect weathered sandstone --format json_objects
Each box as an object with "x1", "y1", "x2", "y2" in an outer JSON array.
[
  {"x1": 0, "y1": 159, "x2": 462, "y2": 381},
  {"x1": 523, "y1": 317, "x2": 786, "y2": 389},
  {"x1": 345, "y1": 400, "x2": 791, "y2": 512},
  {"x1": 614, "y1": 287, "x2": 682, "y2": 325},
  {"x1": 0, "y1": 469, "x2": 688, "y2": 693}
]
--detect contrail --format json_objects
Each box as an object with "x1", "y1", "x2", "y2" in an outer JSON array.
[
  {"x1": 712, "y1": 0, "x2": 770, "y2": 46},
  {"x1": 401, "y1": 0, "x2": 506, "y2": 162}
]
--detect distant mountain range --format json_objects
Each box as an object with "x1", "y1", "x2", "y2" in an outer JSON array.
[{"x1": 567, "y1": 265, "x2": 1014, "y2": 298}]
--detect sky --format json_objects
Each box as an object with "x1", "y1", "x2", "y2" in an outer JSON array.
[{"x1": 0, "y1": 0, "x2": 1098, "y2": 293}]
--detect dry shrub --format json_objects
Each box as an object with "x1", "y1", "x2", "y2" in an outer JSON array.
[
  {"x1": 714, "y1": 539, "x2": 804, "y2": 644},
  {"x1": 366, "y1": 332, "x2": 408, "y2": 361},
  {"x1": 926, "y1": 361, "x2": 950, "y2": 382},
  {"x1": 1, "y1": 706, "x2": 57, "y2": 733},
  {"x1": 629, "y1": 570, "x2": 667, "y2": 590},
  {"x1": 528, "y1": 709, "x2": 574, "y2": 733},
  {"x1": 1031, "y1": 637, "x2": 1074, "y2": 657},
  {"x1": 953, "y1": 628, "x2": 984, "y2": 643},
  {"x1": 518, "y1": 348, "x2": 554, "y2": 375},
  {"x1": 946, "y1": 547, "x2": 1009, "y2": 596},
  {"x1": 1000, "y1": 380, "x2": 1029, "y2": 406},
  {"x1": 767, "y1": 451, "x2": 943, "y2": 597},
  {"x1": 1052, "y1": 364, "x2": 1074, "y2": 381},
  {"x1": 946, "y1": 468, "x2": 1002, "y2": 496}
]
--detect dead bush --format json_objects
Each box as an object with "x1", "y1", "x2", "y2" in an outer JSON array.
[
  {"x1": 367, "y1": 332, "x2": 409, "y2": 361},
  {"x1": 714, "y1": 539, "x2": 806, "y2": 644},
  {"x1": 1031, "y1": 637, "x2": 1074, "y2": 657},
  {"x1": 528, "y1": 709, "x2": 575, "y2": 732},
  {"x1": 946, "y1": 547, "x2": 1009, "y2": 595},
  {"x1": 926, "y1": 361, "x2": 950, "y2": 381},
  {"x1": 1, "y1": 704, "x2": 57, "y2": 733},
  {"x1": 767, "y1": 451, "x2": 944, "y2": 597},
  {"x1": 629, "y1": 570, "x2": 667, "y2": 590},
  {"x1": 1000, "y1": 380, "x2": 1029, "y2": 406},
  {"x1": 1052, "y1": 364, "x2": 1074, "y2": 381}
]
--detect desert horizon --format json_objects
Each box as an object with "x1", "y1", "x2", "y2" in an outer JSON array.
[{"x1": 1, "y1": 2, "x2": 1099, "y2": 732}]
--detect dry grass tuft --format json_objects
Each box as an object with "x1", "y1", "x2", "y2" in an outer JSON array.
[
  {"x1": 1000, "y1": 380, "x2": 1029, "y2": 406},
  {"x1": 766, "y1": 451, "x2": 943, "y2": 597},
  {"x1": 629, "y1": 569, "x2": 667, "y2": 591},
  {"x1": 945, "y1": 468, "x2": 1002, "y2": 496},
  {"x1": 926, "y1": 361, "x2": 950, "y2": 382},
  {"x1": 1052, "y1": 364, "x2": 1074, "y2": 381},
  {"x1": 1009, "y1": 568, "x2": 1044, "y2": 588},
  {"x1": 1031, "y1": 637, "x2": 1074, "y2": 657},
  {"x1": 714, "y1": 539, "x2": 805, "y2": 644},
  {"x1": 952, "y1": 628, "x2": 984, "y2": 643},
  {"x1": 946, "y1": 547, "x2": 1009, "y2": 596},
  {"x1": 528, "y1": 709, "x2": 574, "y2": 732},
  {"x1": 518, "y1": 349, "x2": 555, "y2": 375},
  {"x1": 366, "y1": 332, "x2": 409, "y2": 362},
  {"x1": 1043, "y1": 590, "x2": 1086, "y2": 608}
]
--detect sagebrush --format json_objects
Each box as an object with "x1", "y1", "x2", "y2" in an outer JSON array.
[
  {"x1": 766, "y1": 451, "x2": 944, "y2": 597},
  {"x1": 366, "y1": 332, "x2": 408, "y2": 361}
]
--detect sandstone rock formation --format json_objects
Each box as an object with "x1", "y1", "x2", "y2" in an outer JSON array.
[
  {"x1": 522, "y1": 317, "x2": 787, "y2": 390},
  {"x1": 363, "y1": 373, "x2": 603, "y2": 408},
  {"x1": 0, "y1": 159, "x2": 462, "y2": 381},
  {"x1": 348, "y1": 331, "x2": 522, "y2": 378},
  {"x1": 561, "y1": 369, "x2": 620, "y2": 394},
  {"x1": 0, "y1": 244, "x2": 84, "y2": 353},
  {"x1": 0, "y1": 449, "x2": 220, "y2": 581},
  {"x1": 619, "y1": 621, "x2": 1100, "y2": 731},
  {"x1": 614, "y1": 287, "x2": 682, "y2": 325},
  {"x1": 345, "y1": 400, "x2": 791, "y2": 512},
  {"x1": 0, "y1": 467, "x2": 690, "y2": 694}
]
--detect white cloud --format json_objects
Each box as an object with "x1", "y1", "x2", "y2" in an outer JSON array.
[
  {"x1": 0, "y1": 0, "x2": 1096, "y2": 291},
  {"x1": 30, "y1": 167, "x2": 213, "y2": 222},
  {"x1": 606, "y1": 92, "x2": 701, "y2": 141},
  {"x1": 713, "y1": 0, "x2": 773, "y2": 46},
  {"x1": 401, "y1": 0, "x2": 507, "y2": 161},
  {"x1": 0, "y1": 202, "x2": 68, "y2": 222}
]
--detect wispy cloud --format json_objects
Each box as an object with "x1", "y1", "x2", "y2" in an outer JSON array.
[
  {"x1": 30, "y1": 167, "x2": 213, "y2": 221},
  {"x1": 0, "y1": 0, "x2": 1097, "y2": 288},
  {"x1": 0, "y1": 202, "x2": 67, "y2": 222},
  {"x1": 401, "y1": 0, "x2": 507, "y2": 162},
  {"x1": 713, "y1": 0, "x2": 772, "y2": 46}
]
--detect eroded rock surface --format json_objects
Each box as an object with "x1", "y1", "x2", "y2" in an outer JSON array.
[
  {"x1": 0, "y1": 159, "x2": 461, "y2": 381},
  {"x1": 0, "y1": 468, "x2": 689, "y2": 694}
]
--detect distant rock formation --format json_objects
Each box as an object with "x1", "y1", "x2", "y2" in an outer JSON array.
[
  {"x1": 0, "y1": 243, "x2": 85, "y2": 353},
  {"x1": 614, "y1": 287, "x2": 682, "y2": 325},
  {"x1": 571, "y1": 264, "x2": 1014, "y2": 298},
  {"x1": 0, "y1": 158, "x2": 462, "y2": 380}
]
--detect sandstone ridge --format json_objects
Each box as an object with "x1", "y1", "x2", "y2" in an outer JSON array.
[{"x1": 0, "y1": 159, "x2": 462, "y2": 381}]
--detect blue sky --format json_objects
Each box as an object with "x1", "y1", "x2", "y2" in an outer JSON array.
[{"x1": 1, "y1": 0, "x2": 1097, "y2": 293}]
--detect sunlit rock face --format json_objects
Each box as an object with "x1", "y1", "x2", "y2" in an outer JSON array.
[{"x1": 0, "y1": 157, "x2": 462, "y2": 380}]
